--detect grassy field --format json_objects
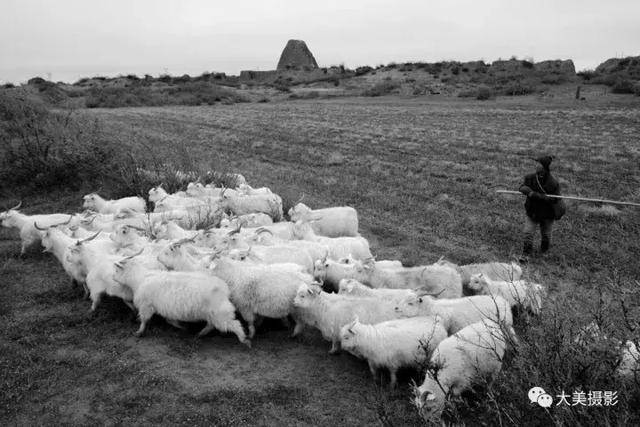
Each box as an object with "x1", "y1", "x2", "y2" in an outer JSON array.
[{"x1": 1, "y1": 94, "x2": 639, "y2": 425}]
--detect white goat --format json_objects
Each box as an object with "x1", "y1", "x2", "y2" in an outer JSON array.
[
  {"x1": 113, "y1": 255, "x2": 249, "y2": 346},
  {"x1": 228, "y1": 245, "x2": 314, "y2": 273},
  {"x1": 37, "y1": 223, "x2": 86, "y2": 289},
  {"x1": 316, "y1": 258, "x2": 462, "y2": 297},
  {"x1": 65, "y1": 234, "x2": 135, "y2": 311},
  {"x1": 414, "y1": 320, "x2": 506, "y2": 422},
  {"x1": 220, "y1": 212, "x2": 273, "y2": 229},
  {"x1": 467, "y1": 273, "x2": 545, "y2": 315},
  {"x1": 237, "y1": 183, "x2": 273, "y2": 196},
  {"x1": 82, "y1": 193, "x2": 146, "y2": 215},
  {"x1": 340, "y1": 315, "x2": 447, "y2": 387},
  {"x1": 288, "y1": 202, "x2": 359, "y2": 237},
  {"x1": 208, "y1": 257, "x2": 313, "y2": 339},
  {"x1": 293, "y1": 283, "x2": 404, "y2": 354},
  {"x1": 0, "y1": 202, "x2": 73, "y2": 254},
  {"x1": 220, "y1": 192, "x2": 283, "y2": 221},
  {"x1": 394, "y1": 293, "x2": 515, "y2": 338},
  {"x1": 338, "y1": 279, "x2": 416, "y2": 302}
]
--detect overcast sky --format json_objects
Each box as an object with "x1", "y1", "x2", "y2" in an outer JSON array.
[{"x1": 1, "y1": 0, "x2": 639, "y2": 84}]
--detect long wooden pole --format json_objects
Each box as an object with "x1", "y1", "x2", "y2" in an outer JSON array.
[{"x1": 496, "y1": 190, "x2": 640, "y2": 208}]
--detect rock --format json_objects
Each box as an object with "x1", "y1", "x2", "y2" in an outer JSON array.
[
  {"x1": 535, "y1": 59, "x2": 576, "y2": 76},
  {"x1": 277, "y1": 40, "x2": 319, "y2": 71},
  {"x1": 595, "y1": 56, "x2": 640, "y2": 79}
]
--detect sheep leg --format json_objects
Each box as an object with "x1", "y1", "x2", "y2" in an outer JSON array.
[
  {"x1": 210, "y1": 310, "x2": 251, "y2": 348},
  {"x1": 290, "y1": 313, "x2": 305, "y2": 338},
  {"x1": 167, "y1": 319, "x2": 186, "y2": 330},
  {"x1": 197, "y1": 323, "x2": 215, "y2": 337},
  {"x1": 329, "y1": 339, "x2": 341, "y2": 355},
  {"x1": 280, "y1": 317, "x2": 291, "y2": 328},
  {"x1": 368, "y1": 362, "x2": 379, "y2": 384},
  {"x1": 89, "y1": 292, "x2": 102, "y2": 312},
  {"x1": 389, "y1": 369, "x2": 398, "y2": 389},
  {"x1": 291, "y1": 322, "x2": 305, "y2": 338},
  {"x1": 135, "y1": 306, "x2": 154, "y2": 337}
]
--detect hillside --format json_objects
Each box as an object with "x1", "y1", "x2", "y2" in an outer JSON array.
[{"x1": 4, "y1": 56, "x2": 639, "y2": 108}]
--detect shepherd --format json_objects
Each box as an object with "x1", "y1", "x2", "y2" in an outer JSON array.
[{"x1": 518, "y1": 155, "x2": 565, "y2": 261}]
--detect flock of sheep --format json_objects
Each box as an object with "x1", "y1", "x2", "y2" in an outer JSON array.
[{"x1": 0, "y1": 174, "x2": 635, "y2": 422}]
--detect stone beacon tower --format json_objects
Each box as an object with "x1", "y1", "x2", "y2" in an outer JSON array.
[{"x1": 276, "y1": 40, "x2": 319, "y2": 71}]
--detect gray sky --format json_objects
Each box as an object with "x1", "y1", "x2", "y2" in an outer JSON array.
[{"x1": 1, "y1": 0, "x2": 639, "y2": 84}]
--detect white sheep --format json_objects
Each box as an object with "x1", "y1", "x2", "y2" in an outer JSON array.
[
  {"x1": 438, "y1": 260, "x2": 523, "y2": 287},
  {"x1": 0, "y1": 202, "x2": 74, "y2": 255},
  {"x1": 394, "y1": 293, "x2": 515, "y2": 338},
  {"x1": 467, "y1": 273, "x2": 545, "y2": 315},
  {"x1": 227, "y1": 245, "x2": 315, "y2": 273},
  {"x1": 338, "y1": 279, "x2": 418, "y2": 302},
  {"x1": 113, "y1": 255, "x2": 250, "y2": 346},
  {"x1": 413, "y1": 320, "x2": 507, "y2": 422},
  {"x1": 208, "y1": 257, "x2": 313, "y2": 339},
  {"x1": 148, "y1": 185, "x2": 187, "y2": 204},
  {"x1": 37, "y1": 223, "x2": 86, "y2": 290},
  {"x1": 237, "y1": 183, "x2": 273, "y2": 196},
  {"x1": 82, "y1": 193, "x2": 146, "y2": 215},
  {"x1": 340, "y1": 315, "x2": 447, "y2": 387},
  {"x1": 65, "y1": 234, "x2": 136, "y2": 311},
  {"x1": 220, "y1": 192, "x2": 283, "y2": 221},
  {"x1": 153, "y1": 221, "x2": 201, "y2": 241},
  {"x1": 292, "y1": 283, "x2": 404, "y2": 354},
  {"x1": 288, "y1": 202, "x2": 359, "y2": 237},
  {"x1": 316, "y1": 258, "x2": 462, "y2": 297},
  {"x1": 220, "y1": 212, "x2": 273, "y2": 228},
  {"x1": 308, "y1": 236, "x2": 372, "y2": 262}
]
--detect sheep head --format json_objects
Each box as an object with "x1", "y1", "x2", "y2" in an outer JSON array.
[
  {"x1": 394, "y1": 294, "x2": 426, "y2": 317},
  {"x1": 293, "y1": 283, "x2": 322, "y2": 308},
  {"x1": 413, "y1": 376, "x2": 446, "y2": 422},
  {"x1": 0, "y1": 201, "x2": 23, "y2": 226},
  {"x1": 467, "y1": 273, "x2": 489, "y2": 293}
]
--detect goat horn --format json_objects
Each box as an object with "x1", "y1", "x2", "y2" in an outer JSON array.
[
  {"x1": 295, "y1": 193, "x2": 305, "y2": 205},
  {"x1": 81, "y1": 231, "x2": 101, "y2": 243},
  {"x1": 227, "y1": 223, "x2": 242, "y2": 236},
  {"x1": 126, "y1": 225, "x2": 147, "y2": 232},
  {"x1": 34, "y1": 222, "x2": 47, "y2": 231},
  {"x1": 417, "y1": 287, "x2": 446, "y2": 298},
  {"x1": 11, "y1": 201, "x2": 22, "y2": 210},
  {"x1": 52, "y1": 215, "x2": 73, "y2": 227},
  {"x1": 81, "y1": 215, "x2": 97, "y2": 225},
  {"x1": 122, "y1": 248, "x2": 144, "y2": 260},
  {"x1": 255, "y1": 228, "x2": 273, "y2": 235},
  {"x1": 172, "y1": 237, "x2": 196, "y2": 247}
]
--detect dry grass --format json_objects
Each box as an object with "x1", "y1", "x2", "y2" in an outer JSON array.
[{"x1": 1, "y1": 95, "x2": 639, "y2": 425}]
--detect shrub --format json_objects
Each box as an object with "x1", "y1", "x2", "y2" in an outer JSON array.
[
  {"x1": 611, "y1": 78, "x2": 635, "y2": 94},
  {"x1": 415, "y1": 278, "x2": 639, "y2": 425},
  {"x1": 0, "y1": 91, "x2": 115, "y2": 193},
  {"x1": 476, "y1": 85, "x2": 494, "y2": 100},
  {"x1": 577, "y1": 70, "x2": 597, "y2": 81},
  {"x1": 362, "y1": 81, "x2": 400, "y2": 97},
  {"x1": 503, "y1": 80, "x2": 537, "y2": 96},
  {"x1": 355, "y1": 66, "x2": 373, "y2": 76},
  {"x1": 85, "y1": 83, "x2": 246, "y2": 108}
]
